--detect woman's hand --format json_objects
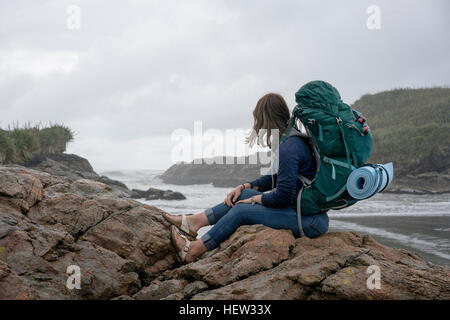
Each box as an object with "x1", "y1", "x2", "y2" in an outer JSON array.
[
  {"x1": 236, "y1": 195, "x2": 262, "y2": 205},
  {"x1": 224, "y1": 184, "x2": 247, "y2": 207}
]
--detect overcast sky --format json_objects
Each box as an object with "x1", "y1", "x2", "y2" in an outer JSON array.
[{"x1": 0, "y1": 0, "x2": 448, "y2": 171}]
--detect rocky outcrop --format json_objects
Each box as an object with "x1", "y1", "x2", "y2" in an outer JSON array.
[
  {"x1": 1, "y1": 166, "x2": 449, "y2": 300},
  {"x1": 129, "y1": 226, "x2": 450, "y2": 300},
  {"x1": 160, "y1": 163, "x2": 261, "y2": 188},
  {"x1": 23, "y1": 153, "x2": 188, "y2": 199},
  {"x1": 159, "y1": 154, "x2": 271, "y2": 188},
  {"x1": 0, "y1": 165, "x2": 178, "y2": 299},
  {"x1": 24, "y1": 153, "x2": 132, "y2": 197},
  {"x1": 130, "y1": 188, "x2": 186, "y2": 201},
  {"x1": 386, "y1": 171, "x2": 450, "y2": 194},
  {"x1": 161, "y1": 156, "x2": 450, "y2": 194}
]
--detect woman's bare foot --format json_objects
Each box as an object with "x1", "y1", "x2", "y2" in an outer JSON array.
[
  {"x1": 163, "y1": 212, "x2": 209, "y2": 237},
  {"x1": 171, "y1": 226, "x2": 207, "y2": 264}
]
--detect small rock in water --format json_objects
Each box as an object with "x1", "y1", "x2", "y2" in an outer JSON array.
[{"x1": 130, "y1": 187, "x2": 186, "y2": 200}]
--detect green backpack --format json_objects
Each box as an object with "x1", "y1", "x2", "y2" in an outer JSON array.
[{"x1": 282, "y1": 80, "x2": 373, "y2": 216}]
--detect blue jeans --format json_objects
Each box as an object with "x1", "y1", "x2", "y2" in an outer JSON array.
[{"x1": 201, "y1": 189, "x2": 329, "y2": 251}]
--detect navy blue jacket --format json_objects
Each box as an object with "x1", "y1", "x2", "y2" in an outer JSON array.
[{"x1": 249, "y1": 135, "x2": 316, "y2": 208}]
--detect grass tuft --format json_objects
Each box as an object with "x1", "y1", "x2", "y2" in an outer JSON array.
[{"x1": 0, "y1": 123, "x2": 74, "y2": 164}]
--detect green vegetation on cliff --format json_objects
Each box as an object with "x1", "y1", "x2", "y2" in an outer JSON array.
[
  {"x1": 0, "y1": 123, "x2": 74, "y2": 164},
  {"x1": 352, "y1": 87, "x2": 450, "y2": 174}
]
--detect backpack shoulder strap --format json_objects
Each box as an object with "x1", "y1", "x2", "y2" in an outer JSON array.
[{"x1": 289, "y1": 124, "x2": 321, "y2": 187}]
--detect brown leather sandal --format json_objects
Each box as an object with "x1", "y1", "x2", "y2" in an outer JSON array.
[
  {"x1": 163, "y1": 213, "x2": 198, "y2": 238},
  {"x1": 170, "y1": 225, "x2": 191, "y2": 265}
]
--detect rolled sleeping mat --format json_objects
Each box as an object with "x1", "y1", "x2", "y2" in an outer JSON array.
[{"x1": 346, "y1": 162, "x2": 394, "y2": 200}]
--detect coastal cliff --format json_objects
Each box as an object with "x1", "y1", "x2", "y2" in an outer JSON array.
[
  {"x1": 161, "y1": 159, "x2": 450, "y2": 194},
  {"x1": 1, "y1": 166, "x2": 449, "y2": 300},
  {"x1": 160, "y1": 160, "x2": 262, "y2": 188}
]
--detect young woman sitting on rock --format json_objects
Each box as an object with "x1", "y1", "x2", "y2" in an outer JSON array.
[{"x1": 164, "y1": 93, "x2": 329, "y2": 264}]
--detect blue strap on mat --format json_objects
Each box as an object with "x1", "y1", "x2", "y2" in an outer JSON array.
[{"x1": 346, "y1": 162, "x2": 394, "y2": 200}]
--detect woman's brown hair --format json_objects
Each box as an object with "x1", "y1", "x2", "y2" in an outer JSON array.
[{"x1": 247, "y1": 93, "x2": 291, "y2": 148}]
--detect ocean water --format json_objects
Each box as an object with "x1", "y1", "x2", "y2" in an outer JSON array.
[{"x1": 102, "y1": 169, "x2": 450, "y2": 267}]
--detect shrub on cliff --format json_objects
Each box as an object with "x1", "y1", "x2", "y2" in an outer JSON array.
[
  {"x1": 0, "y1": 129, "x2": 18, "y2": 163},
  {"x1": 0, "y1": 123, "x2": 74, "y2": 164},
  {"x1": 9, "y1": 128, "x2": 40, "y2": 162},
  {"x1": 38, "y1": 125, "x2": 74, "y2": 154}
]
